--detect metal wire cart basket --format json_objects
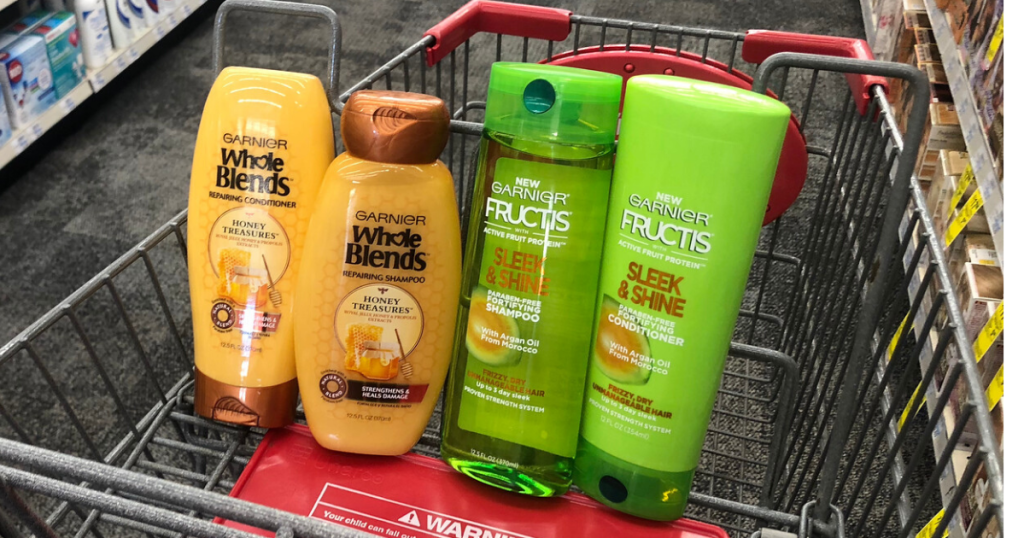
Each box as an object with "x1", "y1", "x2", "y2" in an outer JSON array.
[{"x1": 0, "y1": 1, "x2": 1004, "y2": 537}]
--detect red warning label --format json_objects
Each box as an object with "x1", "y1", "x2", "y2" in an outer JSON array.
[
  {"x1": 309, "y1": 483, "x2": 533, "y2": 538},
  {"x1": 218, "y1": 426, "x2": 728, "y2": 538}
]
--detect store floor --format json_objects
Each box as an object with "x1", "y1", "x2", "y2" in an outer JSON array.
[{"x1": 0, "y1": 0, "x2": 864, "y2": 342}]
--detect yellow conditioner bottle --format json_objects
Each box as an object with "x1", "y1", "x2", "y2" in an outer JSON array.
[
  {"x1": 295, "y1": 90, "x2": 461, "y2": 455},
  {"x1": 187, "y1": 66, "x2": 334, "y2": 428}
]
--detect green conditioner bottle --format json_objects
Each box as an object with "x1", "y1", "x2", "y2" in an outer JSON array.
[
  {"x1": 442, "y1": 62, "x2": 622, "y2": 497},
  {"x1": 574, "y1": 76, "x2": 791, "y2": 520}
]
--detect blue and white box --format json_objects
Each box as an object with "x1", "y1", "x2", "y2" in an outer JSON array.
[
  {"x1": 0, "y1": 94, "x2": 12, "y2": 146},
  {"x1": 0, "y1": 33, "x2": 58, "y2": 128},
  {"x1": 33, "y1": 12, "x2": 86, "y2": 98}
]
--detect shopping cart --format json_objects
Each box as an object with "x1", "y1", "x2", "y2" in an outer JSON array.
[{"x1": 0, "y1": 0, "x2": 1003, "y2": 537}]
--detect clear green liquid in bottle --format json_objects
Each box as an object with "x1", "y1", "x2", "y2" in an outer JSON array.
[{"x1": 441, "y1": 129, "x2": 614, "y2": 496}]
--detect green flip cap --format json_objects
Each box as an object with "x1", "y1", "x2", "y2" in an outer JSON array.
[{"x1": 483, "y1": 62, "x2": 622, "y2": 147}]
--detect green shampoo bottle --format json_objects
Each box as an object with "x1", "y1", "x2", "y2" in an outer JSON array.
[
  {"x1": 574, "y1": 76, "x2": 791, "y2": 519},
  {"x1": 441, "y1": 63, "x2": 622, "y2": 497}
]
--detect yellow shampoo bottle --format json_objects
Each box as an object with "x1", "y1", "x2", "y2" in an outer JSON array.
[
  {"x1": 295, "y1": 91, "x2": 461, "y2": 455},
  {"x1": 188, "y1": 66, "x2": 335, "y2": 428}
]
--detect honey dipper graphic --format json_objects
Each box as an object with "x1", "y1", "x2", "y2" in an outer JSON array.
[
  {"x1": 262, "y1": 255, "x2": 282, "y2": 307},
  {"x1": 394, "y1": 329, "x2": 413, "y2": 379}
]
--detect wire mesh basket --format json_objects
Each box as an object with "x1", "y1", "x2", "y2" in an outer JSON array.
[{"x1": 0, "y1": 1, "x2": 1003, "y2": 537}]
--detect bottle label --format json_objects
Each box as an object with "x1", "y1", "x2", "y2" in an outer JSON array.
[
  {"x1": 207, "y1": 207, "x2": 290, "y2": 337},
  {"x1": 197, "y1": 134, "x2": 300, "y2": 356},
  {"x1": 291, "y1": 155, "x2": 462, "y2": 444},
  {"x1": 320, "y1": 282, "x2": 429, "y2": 406},
  {"x1": 116, "y1": 0, "x2": 132, "y2": 28},
  {"x1": 83, "y1": 8, "x2": 113, "y2": 58},
  {"x1": 581, "y1": 187, "x2": 751, "y2": 474},
  {"x1": 457, "y1": 157, "x2": 610, "y2": 458}
]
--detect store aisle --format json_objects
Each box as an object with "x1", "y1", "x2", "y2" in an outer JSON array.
[{"x1": 0, "y1": 0, "x2": 863, "y2": 341}]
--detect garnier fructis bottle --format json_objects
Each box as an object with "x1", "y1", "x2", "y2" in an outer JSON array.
[
  {"x1": 295, "y1": 90, "x2": 461, "y2": 455},
  {"x1": 187, "y1": 67, "x2": 334, "y2": 428},
  {"x1": 441, "y1": 62, "x2": 622, "y2": 496},
  {"x1": 574, "y1": 76, "x2": 790, "y2": 520}
]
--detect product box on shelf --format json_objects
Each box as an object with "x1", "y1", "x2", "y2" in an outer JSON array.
[
  {"x1": 920, "y1": 62, "x2": 947, "y2": 85},
  {"x1": 956, "y1": 262, "x2": 1002, "y2": 343},
  {"x1": 960, "y1": 0, "x2": 1000, "y2": 78},
  {"x1": 958, "y1": 445, "x2": 1001, "y2": 537},
  {"x1": 914, "y1": 103, "x2": 964, "y2": 180},
  {"x1": 945, "y1": 0, "x2": 970, "y2": 45},
  {"x1": 913, "y1": 26, "x2": 936, "y2": 45},
  {"x1": 925, "y1": 149, "x2": 969, "y2": 232},
  {"x1": 915, "y1": 43, "x2": 941, "y2": 64},
  {"x1": 975, "y1": 1, "x2": 1001, "y2": 71},
  {"x1": 32, "y1": 12, "x2": 86, "y2": 99},
  {"x1": 961, "y1": 234, "x2": 999, "y2": 267},
  {"x1": 0, "y1": 33, "x2": 58, "y2": 129},
  {"x1": 893, "y1": 33, "x2": 953, "y2": 132},
  {"x1": 904, "y1": 10, "x2": 930, "y2": 30},
  {"x1": 973, "y1": 42, "x2": 1001, "y2": 146},
  {"x1": 948, "y1": 232, "x2": 998, "y2": 268},
  {"x1": 0, "y1": 95, "x2": 11, "y2": 145},
  {"x1": 902, "y1": 0, "x2": 927, "y2": 25},
  {"x1": 969, "y1": 28, "x2": 1000, "y2": 105},
  {"x1": 945, "y1": 192, "x2": 988, "y2": 237},
  {"x1": 940, "y1": 148, "x2": 970, "y2": 181},
  {"x1": 947, "y1": 262, "x2": 1002, "y2": 454},
  {"x1": 912, "y1": 46, "x2": 943, "y2": 83},
  {"x1": 950, "y1": 354, "x2": 1002, "y2": 454},
  {"x1": 4, "y1": 11, "x2": 50, "y2": 36},
  {"x1": 932, "y1": 326, "x2": 955, "y2": 390},
  {"x1": 947, "y1": 232, "x2": 998, "y2": 298},
  {"x1": 979, "y1": 52, "x2": 1003, "y2": 179}
]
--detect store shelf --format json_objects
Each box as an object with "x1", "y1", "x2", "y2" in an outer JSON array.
[
  {"x1": 0, "y1": 82, "x2": 92, "y2": 166},
  {"x1": 894, "y1": 206, "x2": 973, "y2": 538},
  {"x1": 90, "y1": 0, "x2": 204, "y2": 91},
  {"x1": 0, "y1": 0, "x2": 207, "y2": 169},
  {"x1": 923, "y1": 0, "x2": 1003, "y2": 265}
]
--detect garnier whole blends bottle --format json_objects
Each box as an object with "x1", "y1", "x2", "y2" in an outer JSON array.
[
  {"x1": 187, "y1": 67, "x2": 334, "y2": 428},
  {"x1": 441, "y1": 63, "x2": 622, "y2": 496},
  {"x1": 295, "y1": 91, "x2": 461, "y2": 455},
  {"x1": 574, "y1": 76, "x2": 790, "y2": 520}
]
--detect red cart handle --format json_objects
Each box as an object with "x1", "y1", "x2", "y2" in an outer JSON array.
[
  {"x1": 424, "y1": 0, "x2": 572, "y2": 67},
  {"x1": 742, "y1": 30, "x2": 889, "y2": 115}
]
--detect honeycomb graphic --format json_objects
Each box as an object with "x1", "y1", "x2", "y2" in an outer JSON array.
[
  {"x1": 344, "y1": 323, "x2": 384, "y2": 370},
  {"x1": 216, "y1": 248, "x2": 251, "y2": 297}
]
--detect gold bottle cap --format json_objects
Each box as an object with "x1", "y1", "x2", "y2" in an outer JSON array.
[{"x1": 341, "y1": 90, "x2": 450, "y2": 165}]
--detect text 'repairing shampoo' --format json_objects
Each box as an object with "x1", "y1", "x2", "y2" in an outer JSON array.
[
  {"x1": 442, "y1": 63, "x2": 622, "y2": 496},
  {"x1": 295, "y1": 91, "x2": 461, "y2": 455},
  {"x1": 574, "y1": 76, "x2": 790, "y2": 520},
  {"x1": 187, "y1": 67, "x2": 334, "y2": 428}
]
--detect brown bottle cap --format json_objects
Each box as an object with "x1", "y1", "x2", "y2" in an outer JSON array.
[
  {"x1": 193, "y1": 368, "x2": 297, "y2": 428},
  {"x1": 341, "y1": 90, "x2": 450, "y2": 164}
]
